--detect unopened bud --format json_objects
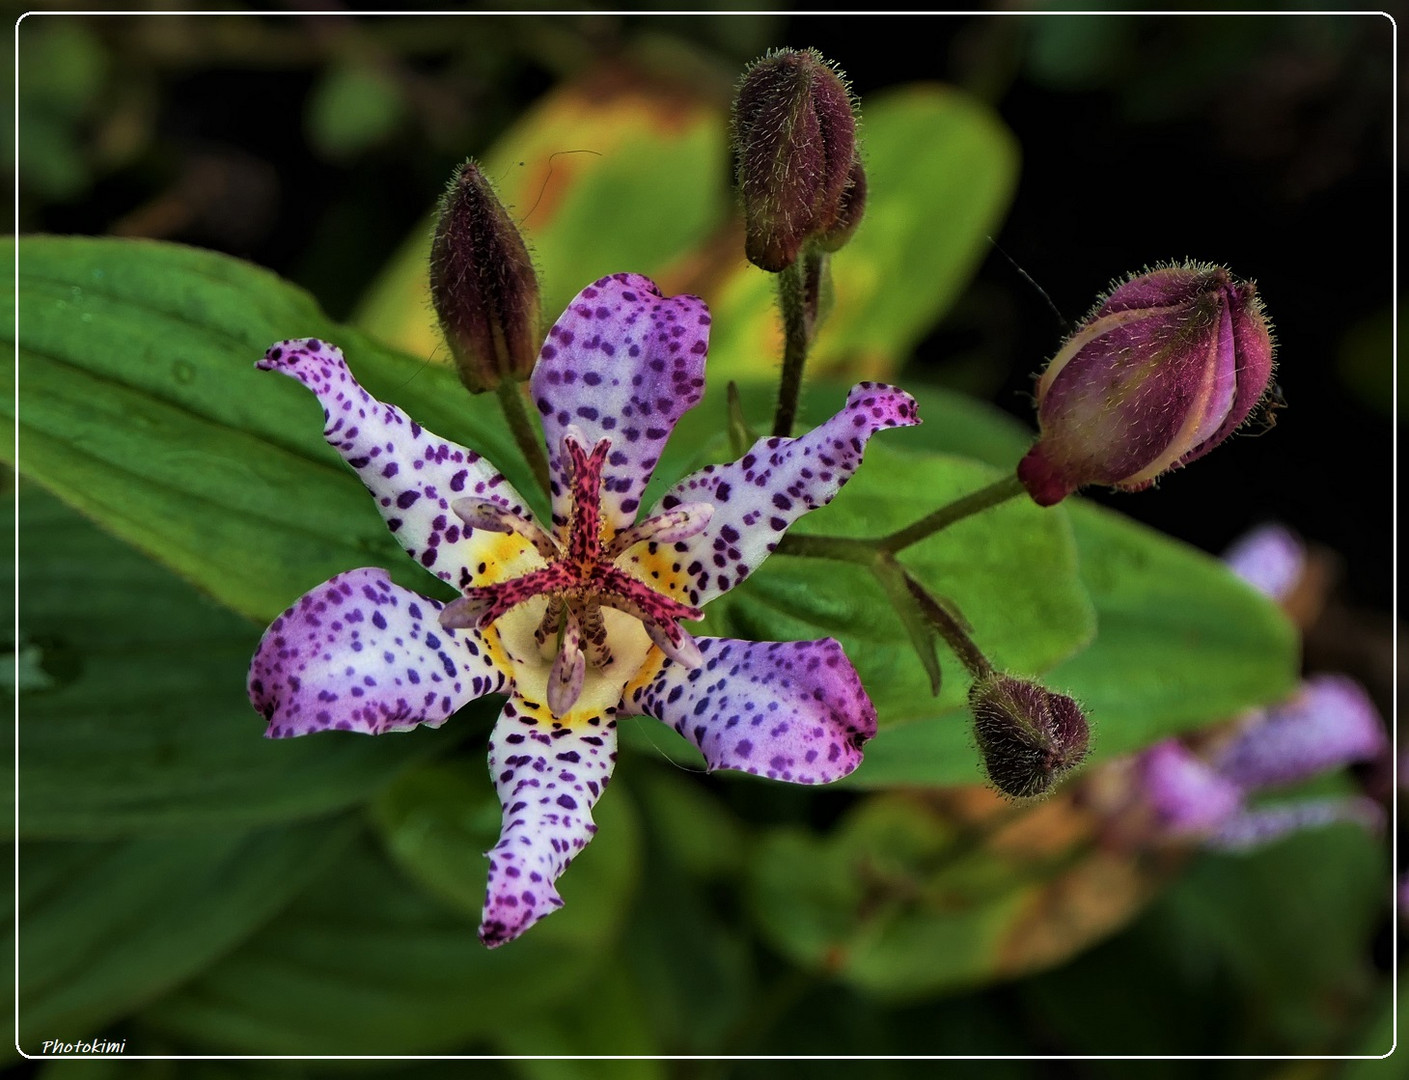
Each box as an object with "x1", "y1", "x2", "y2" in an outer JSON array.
[
  {"x1": 1018, "y1": 263, "x2": 1276, "y2": 507},
  {"x1": 731, "y1": 48, "x2": 863, "y2": 272},
  {"x1": 429, "y1": 160, "x2": 541, "y2": 393},
  {"x1": 968, "y1": 674, "x2": 1090, "y2": 799}
]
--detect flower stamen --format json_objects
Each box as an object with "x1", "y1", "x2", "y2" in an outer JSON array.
[
  {"x1": 605, "y1": 502, "x2": 714, "y2": 558},
  {"x1": 451, "y1": 497, "x2": 559, "y2": 560}
]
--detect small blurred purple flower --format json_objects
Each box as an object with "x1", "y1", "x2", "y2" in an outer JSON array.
[
  {"x1": 1220, "y1": 523, "x2": 1305, "y2": 604},
  {"x1": 1140, "y1": 676, "x2": 1386, "y2": 851},
  {"x1": 1134, "y1": 525, "x2": 1385, "y2": 852}
]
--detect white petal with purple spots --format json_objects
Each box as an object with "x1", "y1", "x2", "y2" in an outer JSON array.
[
  {"x1": 258, "y1": 338, "x2": 531, "y2": 585},
  {"x1": 642, "y1": 382, "x2": 920, "y2": 607},
  {"x1": 623, "y1": 637, "x2": 877, "y2": 784},
  {"x1": 479, "y1": 697, "x2": 618, "y2": 947},
  {"x1": 248, "y1": 568, "x2": 508, "y2": 738},
  {"x1": 530, "y1": 274, "x2": 710, "y2": 536}
]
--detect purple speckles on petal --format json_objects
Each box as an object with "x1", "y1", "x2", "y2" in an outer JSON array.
[
  {"x1": 257, "y1": 338, "x2": 529, "y2": 587},
  {"x1": 531, "y1": 275, "x2": 710, "y2": 533},
  {"x1": 625, "y1": 636, "x2": 876, "y2": 784},
  {"x1": 479, "y1": 698, "x2": 618, "y2": 947},
  {"x1": 247, "y1": 568, "x2": 508, "y2": 738},
  {"x1": 644, "y1": 382, "x2": 919, "y2": 607}
]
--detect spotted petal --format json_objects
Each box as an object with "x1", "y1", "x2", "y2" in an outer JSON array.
[
  {"x1": 639, "y1": 382, "x2": 919, "y2": 607},
  {"x1": 623, "y1": 637, "x2": 877, "y2": 784},
  {"x1": 1211, "y1": 675, "x2": 1386, "y2": 790},
  {"x1": 480, "y1": 697, "x2": 618, "y2": 947},
  {"x1": 258, "y1": 338, "x2": 532, "y2": 586},
  {"x1": 530, "y1": 274, "x2": 710, "y2": 536},
  {"x1": 248, "y1": 568, "x2": 508, "y2": 738}
]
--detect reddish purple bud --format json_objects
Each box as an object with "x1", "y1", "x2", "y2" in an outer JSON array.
[
  {"x1": 1017, "y1": 263, "x2": 1276, "y2": 506},
  {"x1": 430, "y1": 160, "x2": 541, "y2": 394},
  {"x1": 968, "y1": 674, "x2": 1090, "y2": 799},
  {"x1": 731, "y1": 48, "x2": 863, "y2": 272}
]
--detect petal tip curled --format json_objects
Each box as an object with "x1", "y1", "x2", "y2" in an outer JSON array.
[
  {"x1": 256, "y1": 337, "x2": 346, "y2": 381},
  {"x1": 845, "y1": 381, "x2": 921, "y2": 431}
]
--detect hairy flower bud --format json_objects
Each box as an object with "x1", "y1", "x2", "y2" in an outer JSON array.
[
  {"x1": 731, "y1": 48, "x2": 863, "y2": 272},
  {"x1": 1018, "y1": 263, "x2": 1276, "y2": 507},
  {"x1": 968, "y1": 674, "x2": 1090, "y2": 799},
  {"x1": 429, "y1": 160, "x2": 541, "y2": 393}
]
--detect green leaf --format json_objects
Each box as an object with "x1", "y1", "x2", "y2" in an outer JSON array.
[
  {"x1": 1019, "y1": 811, "x2": 1386, "y2": 1056},
  {"x1": 491, "y1": 964, "x2": 665, "y2": 1072},
  {"x1": 140, "y1": 823, "x2": 632, "y2": 1055},
  {"x1": 13, "y1": 817, "x2": 355, "y2": 1050},
  {"x1": 749, "y1": 379, "x2": 1298, "y2": 786},
  {"x1": 13, "y1": 483, "x2": 475, "y2": 839},
  {"x1": 1160, "y1": 819, "x2": 1385, "y2": 1050},
  {"x1": 6, "y1": 235, "x2": 538, "y2": 625},
  {"x1": 1045, "y1": 502, "x2": 1300, "y2": 756}
]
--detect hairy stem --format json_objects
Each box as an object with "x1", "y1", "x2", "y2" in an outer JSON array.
[
  {"x1": 771, "y1": 249, "x2": 827, "y2": 438},
  {"x1": 494, "y1": 379, "x2": 551, "y2": 498},
  {"x1": 883, "y1": 473, "x2": 1026, "y2": 553}
]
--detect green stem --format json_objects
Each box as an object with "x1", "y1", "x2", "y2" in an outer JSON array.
[
  {"x1": 494, "y1": 379, "x2": 551, "y2": 498},
  {"x1": 882, "y1": 473, "x2": 1026, "y2": 553},
  {"x1": 774, "y1": 531, "x2": 876, "y2": 564},
  {"x1": 902, "y1": 569, "x2": 995, "y2": 680},
  {"x1": 771, "y1": 250, "x2": 826, "y2": 438}
]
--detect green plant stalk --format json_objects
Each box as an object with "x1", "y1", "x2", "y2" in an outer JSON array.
[
  {"x1": 494, "y1": 379, "x2": 551, "y2": 498},
  {"x1": 884, "y1": 473, "x2": 1027, "y2": 552},
  {"x1": 771, "y1": 249, "x2": 828, "y2": 438},
  {"x1": 901, "y1": 568, "x2": 995, "y2": 681}
]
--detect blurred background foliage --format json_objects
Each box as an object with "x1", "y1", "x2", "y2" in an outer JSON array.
[{"x1": 7, "y1": 10, "x2": 1396, "y2": 1071}]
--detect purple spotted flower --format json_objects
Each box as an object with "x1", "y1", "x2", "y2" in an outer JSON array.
[
  {"x1": 248, "y1": 272, "x2": 918, "y2": 946},
  {"x1": 1135, "y1": 525, "x2": 1386, "y2": 851},
  {"x1": 1139, "y1": 676, "x2": 1386, "y2": 850}
]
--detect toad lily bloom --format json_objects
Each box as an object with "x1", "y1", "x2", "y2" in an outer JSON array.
[{"x1": 249, "y1": 273, "x2": 918, "y2": 946}]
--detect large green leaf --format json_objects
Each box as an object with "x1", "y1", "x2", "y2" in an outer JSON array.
[
  {"x1": 849, "y1": 497, "x2": 1300, "y2": 786},
  {"x1": 12, "y1": 817, "x2": 355, "y2": 1050},
  {"x1": 5, "y1": 235, "x2": 537, "y2": 625},
  {"x1": 12, "y1": 484, "x2": 476, "y2": 839},
  {"x1": 139, "y1": 808, "x2": 634, "y2": 1056}
]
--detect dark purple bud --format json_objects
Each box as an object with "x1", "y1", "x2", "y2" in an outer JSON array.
[
  {"x1": 429, "y1": 160, "x2": 541, "y2": 394},
  {"x1": 1017, "y1": 263, "x2": 1276, "y2": 506},
  {"x1": 731, "y1": 48, "x2": 861, "y2": 272},
  {"x1": 968, "y1": 674, "x2": 1090, "y2": 799},
  {"x1": 815, "y1": 155, "x2": 867, "y2": 254}
]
